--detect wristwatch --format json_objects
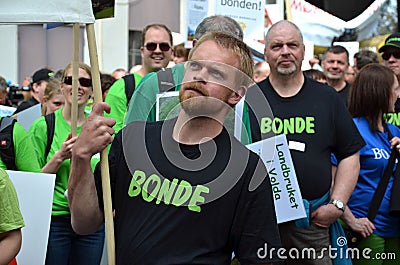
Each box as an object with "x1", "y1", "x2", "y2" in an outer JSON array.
[{"x1": 329, "y1": 199, "x2": 346, "y2": 212}]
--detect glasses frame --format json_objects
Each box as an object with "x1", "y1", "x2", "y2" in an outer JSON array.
[
  {"x1": 63, "y1": 76, "x2": 92, "y2": 87},
  {"x1": 382, "y1": 51, "x2": 400, "y2": 61},
  {"x1": 144, "y1": 42, "x2": 171, "y2": 52}
]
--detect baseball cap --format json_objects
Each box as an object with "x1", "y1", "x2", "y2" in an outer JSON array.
[
  {"x1": 378, "y1": 33, "x2": 400, "y2": 53},
  {"x1": 31, "y1": 68, "x2": 54, "y2": 84}
]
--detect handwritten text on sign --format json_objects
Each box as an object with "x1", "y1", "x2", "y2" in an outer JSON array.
[{"x1": 247, "y1": 134, "x2": 306, "y2": 223}]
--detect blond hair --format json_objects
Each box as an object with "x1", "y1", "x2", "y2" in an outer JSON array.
[
  {"x1": 189, "y1": 32, "x2": 253, "y2": 86},
  {"x1": 42, "y1": 79, "x2": 62, "y2": 115}
]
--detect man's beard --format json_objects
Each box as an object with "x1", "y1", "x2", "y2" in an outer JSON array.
[
  {"x1": 277, "y1": 64, "x2": 297, "y2": 76},
  {"x1": 179, "y1": 82, "x2": 228, "y2": 118}
]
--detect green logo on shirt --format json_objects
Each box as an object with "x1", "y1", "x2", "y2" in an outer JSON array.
[
  {"x1": 385, "y1": 113, "x2": 400, "y2": 126},
  {"x1": 260, "y1": 116, "x2": 315, "y2": 134},
  {"x1": 128, "y1": 170, "x2": 210, "y2": 213}
]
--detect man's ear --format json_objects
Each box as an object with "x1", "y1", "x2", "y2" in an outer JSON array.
[{"x1": 228, "y1": 86, "x2": 246, "y2": 106}]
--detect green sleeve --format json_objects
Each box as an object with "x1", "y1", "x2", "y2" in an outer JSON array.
[
  {"x1": 29, "y1": 117, "x2": 48, "y2": 168},
  {"x1": 125, "y1": 72, "x2": 159, "y2": 123},
  {"x1": 0, "y1": 169, "x2": 24, "y2": 233},
  {"x1": 125, "y1": 63, "x2": 185, "y2": 124},
  {"x1": 14, "y1": 122, "x2": 41, "y2": 172},
  {"x1": 104, "y1": 78, "x2": 128, "y2": 134},
  {"x1": 241, "y1": 102, "x2": 253, "y2": 145}
]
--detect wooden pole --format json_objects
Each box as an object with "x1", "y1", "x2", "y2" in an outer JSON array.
[
  {"x1": 86, "y1": 23, "x2": 116, "y2": 265},
  {"x1": 71, "y1": 23, "x2": 79, "y2": 137},
  {"x1": 285, "y1": 0, "x2": 292, "y2": 22}
]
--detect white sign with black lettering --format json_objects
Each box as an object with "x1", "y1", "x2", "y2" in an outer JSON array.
[{"x1": 247, "y1": 134, "x2": 306, "y2": 223}]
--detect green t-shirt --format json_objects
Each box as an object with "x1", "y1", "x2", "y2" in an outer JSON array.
[
  {"x1": 0, "y1": 168, "x2": 24, "y2": 233},
  {"x1": 124, "y1": 64, "x2": 184, "y2": 124},
  {"x1": 105, "y1": 72, "x2": 143, "y2": 134},
  {"x1": 29, "y1": 108, "x2": 99, "y2": 216},
  {"x1": 0, "y1": 118, "x2": 41, "y2": 172}
]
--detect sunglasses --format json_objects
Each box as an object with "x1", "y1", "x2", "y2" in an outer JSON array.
[
  {"x1": 144, "y1": 42, "x2": 171, "y2": 52},
  {"x1": 382, "y1": 51, "x2": 400, "y2": 61},
  {"x1": 63, "y1": 76, "x2": 92, "y2": 87}
]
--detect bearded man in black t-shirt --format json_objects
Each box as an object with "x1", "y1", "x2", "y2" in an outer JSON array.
[
  {"x1": 68, "y1": 32, "x2": 281, "y2": 265},
  {"x1": 245, "y1": 20, "x2": 365, "y2": 264}
]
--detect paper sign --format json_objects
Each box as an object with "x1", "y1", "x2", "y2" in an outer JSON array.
[
  {"x1": 15, "y1": 104, "x2": 42, "y2": 131},
  {"x1": 156, "y1": 91, "x2": 181, "y2": 121},
  {"x1": 185, "y1": 0, "x2": 209, "y2": 47},
  {"x1": 0, "y1": 0, "x2": 95, "y2": 24},
  {"x1": 247, "y1": 134, "x2": 306, "y2": 223},
  {"x1": 0, "y1": 105, "x2": 16, "y2": 117},
  {"x1": 8, "y1": 170, "x2": 55, "y2": 265},
  {"x1": 215, "y1": 0, "x2": 264, "y2": 41}
]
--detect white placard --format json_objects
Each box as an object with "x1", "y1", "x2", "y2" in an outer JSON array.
[
  {"x1": 215, "y1": 0, "x2": 264, "y2": 41},
  {"x1": 185, "y1": 0, "x2": 209, "y2": 48},
  {"x1": 0, "y1": 105, "x2": 16, "y2": 117},
  {"x1": 0, "y1": 0, "x2": 95, "y2": 24},
  {"x1": 156, "y1": 91, "x2": 180, "y2": 121},
  {"x1": 8, "y1": 170, "x2": 55, "y2": 265},
  {"x1": 15, "y1": 104, "x2": 42, "y2": 131},
  {"x1": 246, "y1": 134, "x2": 306, "y2": 223}
]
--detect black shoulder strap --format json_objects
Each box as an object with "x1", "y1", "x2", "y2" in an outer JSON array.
[
  {"x1": 44, "y1": 112, "x2": 55, "y2": 160},
  {"x1": 368, "y1": 123, "x2": 397, "y2": 220},
  {"x1": 0, "y1": 117, "x2": 17, "y2": 170},
  {"x1": 157, "y1": 68, "x2": 175, "y2": 93},
  {"x1": 123, "y1": 74, "x2": 136, "y2": 106}
]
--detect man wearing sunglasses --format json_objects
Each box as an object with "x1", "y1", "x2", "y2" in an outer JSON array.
[
  {"x1": 379, "y1": 32, "x2": 400, "y2": 127},
  {"x1": 105, "y1": 24, "x2": 173, "y2": 134},
  {"x1": 379, "y1": 32, "x2": 400, "y2": 78}
]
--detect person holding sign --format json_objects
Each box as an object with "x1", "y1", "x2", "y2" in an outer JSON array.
[
  {"x1": 69, "y1": 32, "x2": 281, "y2": 264},
  {"x1": 29, "y1": 63, "x2": 104, "y2": 265},
  {"x1": 0, "y1": 169, "x2": 24, "y2": 265},
  {"x1": 244, "y1": 20, "x2": 365, "y2": 264}
]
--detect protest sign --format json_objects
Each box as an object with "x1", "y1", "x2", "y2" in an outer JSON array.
[
  {"x1": 14, "y1": 103, "x2": 41, "y2": 131},
  {"x1": 247, "y1": 134, "x2": 306, "y2": 223},
  {"x1": 8, "y1": 170, "x2": 55, "y2": 265}
]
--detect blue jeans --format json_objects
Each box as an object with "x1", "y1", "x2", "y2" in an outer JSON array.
[{"x1": 45, "y1": 215, "x2": 105, "y2": 265}]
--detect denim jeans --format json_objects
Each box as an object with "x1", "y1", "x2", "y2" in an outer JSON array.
[{"x1": 45, "y1": 215, "x2": 105, "y2": 265}]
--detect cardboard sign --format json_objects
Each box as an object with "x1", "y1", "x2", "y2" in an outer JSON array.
[
  {"x1": 8, "y1": 170, "x2": 55, "y2": 265},
  {"x1": 0, "y1": 105, "x2": 16, "y2": 117},
  {"x1": 156, "y1": 91, "x2": 180, "y2": 121},
  {"x1": 246, "y1": 134, "x2": 306, "y2": 223},
  {"x1": 15, "y1": 104, "x2": 41, "y2": 131}
]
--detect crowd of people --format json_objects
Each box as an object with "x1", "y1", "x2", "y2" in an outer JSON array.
[{"x1": 1, "y1": 16, "x2": 400, "y2": 265}]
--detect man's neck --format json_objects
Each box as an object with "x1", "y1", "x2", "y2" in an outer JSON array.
[
  {"x1": 32, "y1": 95, "x2": 41, "y2": 104},
  {"x1": 136, "y1": 67, "x2": 150, "y2": 77},
  {"x1": 173, "y1": 111, "x2": 225, "y2": 145},
  {"x1": 269, "y1": 72, "x2": 305, "y2": 97},
  {"x1": 327, "y1": 78, "x2": 346, "y2": 92}
]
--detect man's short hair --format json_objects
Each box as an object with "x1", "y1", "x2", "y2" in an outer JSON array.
[
  {"x1": 265, "y1": 20, "x2": 304, "y2": 47},
  {"x1": 141, "y1": 24, "x2": 173, "y2": 46},
  {"x1": 325, "y1": 45, "x2": 349, "y2": 63},
  {"x1": 194, "y1": 15, "x2": 243, "y2": 40},
  {"x1": 354, "y1": 50, "x2": 379, "y2": 70},
  {"x1": 189, "y1": 32, "x2": 253, "y2": 85}
]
